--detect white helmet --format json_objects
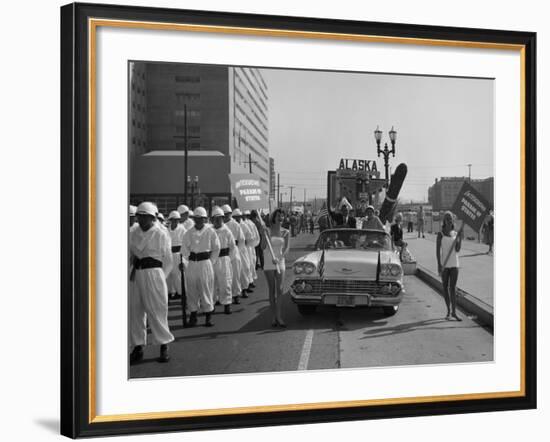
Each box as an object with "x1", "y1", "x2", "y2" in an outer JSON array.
[
  {"x1": 243, "y1": 209, "x2": 251, "y2": 216},
  {"x1": 136, "y1": 202, "x2": 157, "y2": 217},
  {"x1": 157, "y1": 212, "x2": 165, "y2": 220},
  {"x1": 188, "y1": 209, "x2": 194, "y2": 217},
  {"x1": 221, "y1": 204, "x2": 232, "y2": 214},
  {"x1": 168, "y1": 210, "x2": 181, "y2": 220},
  {"x1": 232, "y1": 208, "x2": 242, "y2": 217},
  {"x1": 177, "y1": 204, "x2": 189, "y2": 215},
  {"x1": 129, "y1": 205, "x2": 137, "y2": 216},
  {"x1": 193, "y1": 207, "x2": 207, "y2": 218},
  {"x1": 211, "y1": 206, "x2": 224, "y2": 218}
]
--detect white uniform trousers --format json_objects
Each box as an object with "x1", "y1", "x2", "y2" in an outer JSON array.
[
  {"x1": 230, "y1": 251, "x2": 243, "y2": 297},
  {"x1": 238, "y1": 245, "x2": 252, "y2": 288},
  {"x1": 129, "y1": 268, "x2": 174, "y2": 347},
  {"x1": 186, "y1": 260, "x2": 215, "y2": 313},
  {"x1": 248, "y1": 246, "x2": 258, "y2": 280},
  {"x1": 167, "y1": 252, "x2": 183, "y2": 295},
  {"x1": 214, "y1": 256, "x2": 233, "y2": 305}
]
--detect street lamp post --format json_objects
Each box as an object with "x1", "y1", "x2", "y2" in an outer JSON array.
[{"x1": 374, "y1": 125, "x2": 397, "y2": 185}]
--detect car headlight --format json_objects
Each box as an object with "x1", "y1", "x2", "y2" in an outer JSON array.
[
  {"x1": 390, "y1": 265, "x2": 402, "y2": 277},
  {"x1": 294, "y1": 262, "x2": 316, "y2": 275},
  {"x1": 380, "y1": 264, "x2": 402, "y2": 277}
]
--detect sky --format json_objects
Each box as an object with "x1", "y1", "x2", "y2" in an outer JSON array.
[{"x1": 261, "y1": 68, "x2": 494, "y2": 202}]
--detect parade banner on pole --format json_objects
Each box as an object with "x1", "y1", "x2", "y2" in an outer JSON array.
[
  {"x1": 450, "y1": 181, "x2": 491, "y2": 232},
  {"x1": 229, "y1": 173, "x2": 267, "y2": 211}
]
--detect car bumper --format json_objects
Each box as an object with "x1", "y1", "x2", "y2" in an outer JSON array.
[{"x1": 290, "y1": 283, "x2": 404, "y2": 307}]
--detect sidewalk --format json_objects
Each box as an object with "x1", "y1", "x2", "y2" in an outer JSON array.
[{"x1": 404, "y1": 232, "x2": 494, "y2": 309}]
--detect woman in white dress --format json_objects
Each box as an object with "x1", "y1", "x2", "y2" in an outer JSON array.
[{"x1": 262, "y1": 209, "x2": 290, "y2": 327}]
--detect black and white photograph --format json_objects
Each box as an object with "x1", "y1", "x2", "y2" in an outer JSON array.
[{"x1": 128, "y1": 61, "x2": 495, "y2": 379}]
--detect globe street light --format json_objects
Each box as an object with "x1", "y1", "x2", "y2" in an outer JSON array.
[{"x1": 374, "y1": 125, "x2": 397, "y2": 184}]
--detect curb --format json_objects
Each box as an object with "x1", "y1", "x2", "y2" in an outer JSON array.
[{"x1": 415, "y1": 266, "x2": 494, "y2": 332}]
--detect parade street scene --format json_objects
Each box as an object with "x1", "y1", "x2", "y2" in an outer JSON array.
[{"x1": 128, "y1": 62, "x2": 495, "y2": 378}]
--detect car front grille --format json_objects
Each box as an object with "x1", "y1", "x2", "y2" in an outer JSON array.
[{"x1": 292, "y1": 279, "x2": 401, "y2": 297}]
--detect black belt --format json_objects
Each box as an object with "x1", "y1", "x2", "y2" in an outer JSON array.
[
  {"x1": 134, "y1": 257, "x2": 162, "y2": 270},
  {"x1": 171, "y1": 245, "x2": 181, "y2": 253},
  {"x1": 219, "y1": 248, "x2": 230, "y2": 257},
  {"x1": 188, "y1": 251, "x2": 211, "y2": 262}
]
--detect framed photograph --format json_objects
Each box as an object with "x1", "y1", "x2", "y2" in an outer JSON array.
[{"x1": 60, "y1": 2, "x2": 536, "y2": 438}]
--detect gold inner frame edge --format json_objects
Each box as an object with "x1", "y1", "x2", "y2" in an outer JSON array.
[{"x1": 87, "y1": 17, "x2": 527, "y2": 424}]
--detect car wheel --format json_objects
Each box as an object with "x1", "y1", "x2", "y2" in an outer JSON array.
[
  {"x1": 382, "y1": 306, "x2": 399, "y2": 317},
  {"x1": 298, "y1": 305, "x2": 317, "y2": 315}
]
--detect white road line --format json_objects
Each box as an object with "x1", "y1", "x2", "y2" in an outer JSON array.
[{"x1": 297, "y1": 329, "x2": 314, "y2": 371}]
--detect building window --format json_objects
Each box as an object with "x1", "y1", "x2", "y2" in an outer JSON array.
[
  {"x1": 175, "y1": 125, "x2": 200, "y2": 134},
  {"x1": 175, "y1": 75, "x2": 200, "y2": 83},
  {"x1": 174, "y1": 109, "x2": 201, "y2": 118},
  {"x1": 175, "y1": 92, "x2": 201, "y2": 103}
]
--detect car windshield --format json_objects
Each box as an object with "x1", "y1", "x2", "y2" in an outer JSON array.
[{"x1": 315, "y1": 229, "x2": 393, "y2": 251}]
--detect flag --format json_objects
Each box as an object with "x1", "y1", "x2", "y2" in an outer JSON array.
[
  {"x1": 318, "y1": 247, "x2": 325, "y2": 278},
  {"x1": 317, "y1": 203, "x2": 328, "y2": 219},
  {"x1": 316, "y1": 203, "x2": 332, "y2": 229}
]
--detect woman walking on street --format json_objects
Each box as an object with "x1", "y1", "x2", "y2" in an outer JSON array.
[
  {"x1": 262, "y1": 209, "x2": 290, "y2": 327},
  {"x1": 436, "y1": 211, "x2": 463, "y2": 321}
]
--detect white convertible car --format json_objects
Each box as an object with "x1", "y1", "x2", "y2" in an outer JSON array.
[{"x1": 290, "y1": 228, "x2": 404, "y2": 316}]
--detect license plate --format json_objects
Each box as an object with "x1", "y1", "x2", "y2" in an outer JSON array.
[{"x1": 336, "y1": 295, "x2": 355, "y2": 307}]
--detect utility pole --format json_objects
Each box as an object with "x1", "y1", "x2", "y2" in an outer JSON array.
[
  {"x1": 467, "y1": 163, "x2": 472, "y2": 182},
  {"x1": 277, "y1": 173, "x2": 280, "y2": 208},
  {"x1": 173, "y1": 104, "x2": 200, "y2": 205},
  {"x1": 244, "y1": 152, "x2": 257, "y2": 174},
  {"x1": 289, "y1": 186, "x2": 294, "y2": 210},
  {"x1": 303, "y1": 188, "x2": 306, "y2": 210}
]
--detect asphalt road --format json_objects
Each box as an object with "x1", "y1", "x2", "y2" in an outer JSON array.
[{"x1": 130, "y1": 231, "x2": 493, "y2": 379}]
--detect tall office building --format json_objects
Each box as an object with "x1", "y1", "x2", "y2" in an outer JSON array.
[
  {"x1": 428, "y1": 176, "x2": 494, "y2": 211},
  {"x1": 129, "y1": 62, "x2": 148, "y2": 173},
  {"x1": 129, "y1": 62, "x2": 269, "y2": 214}
]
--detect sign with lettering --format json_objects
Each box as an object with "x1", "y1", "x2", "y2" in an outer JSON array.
[
  {"x1": 338, "y1": 158, "x2": 378, "y2": 172},
  {"x1": 229, "y1": 173, "x2": 267, "y2": 210},
  {"x1": 450, "y1": 181, "x2": 491, "y2": 232}
]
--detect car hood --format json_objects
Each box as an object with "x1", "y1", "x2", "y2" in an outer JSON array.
[{"x1": 296, "y1": 249, "x2": 400, "y2": 279}]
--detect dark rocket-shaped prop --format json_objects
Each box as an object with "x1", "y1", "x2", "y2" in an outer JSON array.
[{"x1": 378, "y1": 163, "x2": 408, "y2": 225}]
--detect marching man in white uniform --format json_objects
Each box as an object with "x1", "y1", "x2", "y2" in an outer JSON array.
[
  {"x1": 177, "y1": 204, "x2": 195, "y2": 231},
  {"x1": 211, "y1": 207, "x2": 236, "y2": 314},
  {"x1": 129, "y1": 205, "x2": 138, "y2": 228},
  {"x1": 222, "y1": 205, "x2": 244, "y2": 304},
  {"x1": 181, "y1": 207, "x2": 220, "y2": 327},
  {"x1": 129, "y1": 202, "x2": 174, "y2": 364},
  {"x1": 167, "y1": 210, "x2": 187, "y2": 300},
  {"x1": 232, "y1": 209, "x2": 253, "y2": 298}
]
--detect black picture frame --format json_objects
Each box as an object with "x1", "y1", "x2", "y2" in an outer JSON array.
[{"x1": 61, "y1": 2, "x2": 537, "y2": 438}]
